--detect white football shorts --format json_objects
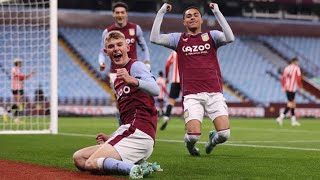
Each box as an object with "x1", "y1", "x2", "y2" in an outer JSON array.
[
  {"x1": 183, "y1": 92, "x2": 228, "y2": 123},
  {"x1": 107, "y1": 124, "x2": 154, "y2": 164}
]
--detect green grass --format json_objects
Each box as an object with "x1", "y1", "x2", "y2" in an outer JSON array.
[{"x1": 1, "y1": 117, "x2": 320, "y2": 179}]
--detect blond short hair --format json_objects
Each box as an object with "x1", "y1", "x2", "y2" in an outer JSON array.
[{"x1": 105, "y1": 30, "x2": 126, "y2": 46}]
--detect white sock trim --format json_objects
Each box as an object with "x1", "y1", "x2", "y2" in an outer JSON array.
[
  {"x1": 97, "y1": 158, "x2": 105, "y2": 170},
  {"x1": 213, "y1": 129, "x2": 230, "y2": 144}
]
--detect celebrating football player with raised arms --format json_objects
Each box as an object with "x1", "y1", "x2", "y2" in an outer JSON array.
[{"x1": 150, "y1": 2, "x2": 235, "y2": 156}]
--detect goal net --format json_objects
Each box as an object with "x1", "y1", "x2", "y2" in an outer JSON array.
[{"x1": 0, "y1": 0, "x2": 57, "y2": 134}]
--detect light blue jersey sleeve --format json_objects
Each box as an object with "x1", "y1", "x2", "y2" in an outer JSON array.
[
  {"x1": 168, "y1": 33, "x2": 182, "y2": 50},
  {"x1": 98, "y1": 29, "x2": 109, "y2": 65},
  {"x1": 130, "y1": 61, "x2": 159, "y2": 96},
  {"x1": 210, "y1": 30, "x2": 229, "y2": 48},
  {"x1": 136, "y1": 25, "x2": 150, "y2": 62}
]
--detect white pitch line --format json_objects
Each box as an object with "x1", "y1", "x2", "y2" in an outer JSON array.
[
  {"x1": 155, "y1": 139, "x2": 320, "y2": 151},
  {"x1": 59, "y1": 132, "x2": 320, "y2": 152},
  {"x1": 59, "y1": 132, "x2": 94, "y2": 137},
  {"x1": 233, "y1": 127, "x2": 320, "y2": 134},
  {"x1": 222, "y1": 143, "x2": 320, "y2": 151},
  {"x1": 157, "y1": 139, "x2": 320, "y2": 144}
]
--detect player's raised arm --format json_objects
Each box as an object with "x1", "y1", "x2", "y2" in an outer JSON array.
[
  {"x1": 98, "y1": 29, "x2": 108, "y2": 71},
  {"x1": 209, "y1": 3, "x2": 234, "y2": 43},
  {"x1": 136, "y1": 25, "x2": 150, "y2": 63},
  {"x1": 150, "y1": 3, "x2": 172, "y2": 47}
]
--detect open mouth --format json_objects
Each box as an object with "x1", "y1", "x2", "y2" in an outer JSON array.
[{"x1": 113, "y1": 53, "x2": 122, "y2": 59}]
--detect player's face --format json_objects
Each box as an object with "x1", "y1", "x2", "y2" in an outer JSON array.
[
  {"x1": 183, "y1": 9, "x2": 203, "y2": 32},
  {"x1": 104, "y1": 38, "x2": 130, "y2": 67},
  {"x1": 112, "y1": 7, "x2": 128, "y2": 26}
]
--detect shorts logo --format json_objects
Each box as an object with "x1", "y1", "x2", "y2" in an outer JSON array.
[
  {"x1": 184, "y1": 109, "x2": 189, "y2": 118},
  {"x1": 201, "y1": 33, "x2": 209, "y2": 41},
  {"x1": 129, "y1": 28, "x2": 135, "y2": 36}
]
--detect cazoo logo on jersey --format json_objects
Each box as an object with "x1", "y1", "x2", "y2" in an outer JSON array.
[
  {"x1": 116, "y1": 86, "x2": 131, "y2": 99},
  {"x1": 182, "y1": 43, "x2": 210, "y2": 55}
]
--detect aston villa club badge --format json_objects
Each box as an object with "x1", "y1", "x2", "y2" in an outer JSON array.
[
  {"x1": 129, "y1": 28, "x2": 135, "y2": 36},
  {"x1": 184, "y1": 109, "x2": 189, "y2": 118},
  {"x1": 201, "y1": 33, "x2": 209, "y2": 42}
]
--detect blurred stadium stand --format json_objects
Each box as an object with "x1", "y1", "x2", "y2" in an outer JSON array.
[
  {"x1": 58, "y1": 0, "x2": 320, "y2": 21},
  {"x1": 57, "y1": 26, "x2": 320, "y2": 105},
  {"x1": 58, "y1": 27, "x2": 242, "y2": 103},
  {"x1": 1, "y1": 1, "x2": 320, "y2": 117},
  {"x1": 57, "y1": 5, "x2": 320, "y2": 106},
  {"x1": 58, "y1": 45, "x2": 111, "y2": 105}
]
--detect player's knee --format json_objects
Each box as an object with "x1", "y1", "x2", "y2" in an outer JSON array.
[
  {"x1": 73, "y1": 151, "x2": 86, "y2": 171},
  {"x1": 73, "y1": 151, "x2": 82, "y2": 165},
  {"x1": 288, "y1": 101, "x2": 294, "y2": 108},
  {"x1": 72, "y1": 150, "x2": 82, "y2": 162},
  {"x1": 217, "y1": 129, "x2": 230, "y2": 143},
  {"x1": 186, "y1": 120, "x2": 201, "y2": 133}
]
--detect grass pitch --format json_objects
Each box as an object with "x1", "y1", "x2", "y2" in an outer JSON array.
[{"x1": 1, "y1": 117, "x2": 320, "y2": 179}]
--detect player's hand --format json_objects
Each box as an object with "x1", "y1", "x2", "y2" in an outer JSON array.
[
  {"x1": 95, "y1": 133, "x2": 110, "y2": 144},
  {"x1": 99, "y1": 62, "x2": 106, "y2": 71},
  {"x1": 165, "y1": 78, "x2": 169, "y2": 84},
  {"x1": 160, "y1": 3, "x2": 172, "y2": 13},
  {"x1": 116, "y1": 68, "x2": 138, "y2": 86},
  {"x1": 28, "y1": 71, "x2": 36, "y2": 78},
  {"x1": 209, "y1": 3, "x2": 219, "y2": 13},
  {"x1": 29, "y1": 68, "x2": 36, "y2": 75}
]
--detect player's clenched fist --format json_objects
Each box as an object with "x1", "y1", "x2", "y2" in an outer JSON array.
[
  {"x1": 160, "y1": 3, "x2": 172, "y2": 13},
  {"x1": 209, "y1": 3, "x2": 219, "y2": 13},
  {"x1": 95, "y1": 133, "x2": 110, "y2": 144},
  {"x1": 116, "y1": 68, "x2": 138, "y2": 86},
  {"x1": 99, "y1": 62, "x2": 106, "y2": 71},
  {"x1": 116, "y1": 68, "x2": 130, "y2": 80}
]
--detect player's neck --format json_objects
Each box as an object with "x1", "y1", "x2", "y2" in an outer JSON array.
[
  {"x1": 187, "y1": 27, "x2": 201, "y2": 35},
  {"x1": 121, "y1": 58, "x2": 131, "y2": 67},
  {"x1": 115, "y1": 22, "x2": 127, "y2": 28}
]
